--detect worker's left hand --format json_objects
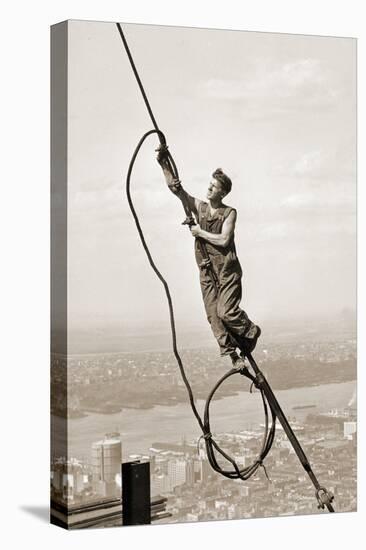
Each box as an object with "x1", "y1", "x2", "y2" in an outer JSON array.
[{"x1": 190, "y1": 224, "x2": 201, "y2": 238}]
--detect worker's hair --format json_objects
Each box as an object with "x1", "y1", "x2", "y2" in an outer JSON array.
[{"x1": 212, "y1": 168, "x2": 232, "y2": 195}]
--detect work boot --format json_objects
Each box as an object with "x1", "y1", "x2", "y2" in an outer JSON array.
[
  {"x1": 230, "y1": 351, "x2": 247, "y2": 373},
  {"x1": 243, "y1": 325, "x2": 261, "y2": 354}
]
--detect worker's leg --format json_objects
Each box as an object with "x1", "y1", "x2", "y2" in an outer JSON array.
[
  {"x1": 216, "y1": 268, "x2": 260, "y2": 350},
  {"x1": 199, "y1": 272, "x2": 237, "y2": 356}
]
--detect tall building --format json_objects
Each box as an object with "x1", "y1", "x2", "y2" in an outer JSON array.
[
  {"x1": 151, "y1": 473, "x2": 172, "y2": 495},
  {"x1": 344, "y1": 421, "x2": 357, "y2": 439},
  {"x1": 168, "y1": 459, "x2": 186, "y2": 489},
  {"x1": 186, "y1": 459, "x2": 195, "y2": 487},
  {"x1": 91, "y1": 433, "x2": 122, "y2": 497},
  {"x1": 51, "y1": 457, "x2": 84, "y2": 501},
  {"x1": 193, "y1": 458, "x2": 210, "y2": 483}
]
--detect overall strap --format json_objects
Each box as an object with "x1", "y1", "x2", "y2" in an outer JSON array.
[
  {"x1": 223, "y1": 207, "x2": 235, "y2": 219},
  {"x1": 218, "y1": 206, "x2": 235, "y2": 222},
  {"x1": 217, "y1": 207, "x2": 226, "y2": 222},
  {"x1": 199, "y1": 202, "x2": 209, "y2": 225}
]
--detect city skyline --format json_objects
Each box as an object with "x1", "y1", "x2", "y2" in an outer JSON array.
[
  {"x1": 51, "y1": 404, "x2": 357, "y2": 524},
  {"x1": 51, "y1": 322, "x2": 357, "y2": 526}
]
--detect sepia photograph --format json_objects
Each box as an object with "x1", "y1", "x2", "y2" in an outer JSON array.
[{"x1": 50, "y1": 19, "x2": 356, "y2": 529}]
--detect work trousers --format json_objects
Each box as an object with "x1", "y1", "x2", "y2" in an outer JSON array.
[{"x1": 199, "y1": 255, "x2": 256, "y2": 356}]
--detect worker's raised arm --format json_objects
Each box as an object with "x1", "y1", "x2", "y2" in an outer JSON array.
[{"x1": 156, "y1": 146, "x2": 201, "y2": 217}]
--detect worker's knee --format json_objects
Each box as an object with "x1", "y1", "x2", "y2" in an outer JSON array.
[{"x1": 217, "y1": 304, "x2": 231, "y2": 325}]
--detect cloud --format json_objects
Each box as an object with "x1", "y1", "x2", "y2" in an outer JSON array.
[
  {"x1": 293, "y1": 151, "x2": 324, "y2": 176},
  {"x1": 274, "y1": 140, "x2": 356, "y2": 184},
  {"x1": 281, "y1": 193, "x2": 316, "y2": 208},
  {"x1": 279, "y1": 191, "x2": 356, "y2": 231},
  {"x1": 258, "y1": 222, "x2": 289, "y2": 240},
  {"x1": 198, "y1": 58, "x2": 340, "y2": 113}
]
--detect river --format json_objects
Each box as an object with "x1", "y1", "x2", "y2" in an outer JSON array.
[{"x1": 52, "y1": 380, "x2": 356, "y2": 462}]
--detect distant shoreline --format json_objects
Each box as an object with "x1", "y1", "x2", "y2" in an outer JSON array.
[
  {"x1": 52, "y1": 344, "x2": 217, "y2": 359},
  {"x1": 55, "y1": 377, "x2": 356, "y2": 420},
  {"x1": 52, "y1": 331, "x2": 356, "y2": 359}
]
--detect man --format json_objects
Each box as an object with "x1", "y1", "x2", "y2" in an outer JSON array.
[{"x1": 157, "y1": 148, "x2": 261, "y2": 370}]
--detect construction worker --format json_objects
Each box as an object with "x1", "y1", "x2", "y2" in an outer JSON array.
[{"x1": 157, "y1": 148, "x2": 261, "y2": 370}]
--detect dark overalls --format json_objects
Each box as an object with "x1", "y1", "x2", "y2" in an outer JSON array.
[{"x1": 195, "y1": 202, "x2": 257, "y2": 356}]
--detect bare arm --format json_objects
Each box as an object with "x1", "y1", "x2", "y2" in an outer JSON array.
[
  {"x1": 191, "y1": 209, "x2": 237, "y2": 247},
  {"x1": 157, "y1": 150, "x2": 201, "y2": 217}
]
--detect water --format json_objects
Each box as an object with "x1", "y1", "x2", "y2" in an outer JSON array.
[{"x1": 54, "y1": 380, "x2": 355, "y2": 462}]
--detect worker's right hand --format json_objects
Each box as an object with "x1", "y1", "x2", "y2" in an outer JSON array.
[
  {"x1": 156, "y1": 143, "x2": 169, "y2": 163},
  {"x1": 168, "y1": 179, "x2": 182, "y2": 195},
  {"x1": 190, "y1": 223, "x2": 202, "y2": 238}
]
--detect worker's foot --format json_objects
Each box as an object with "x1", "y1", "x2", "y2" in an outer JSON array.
[
  {"x1": 230, "y1": 351, "x2": 248, "y2": 373},
  {"x1": 243, "y1": 325, "x2": 261, "y2": 354}
]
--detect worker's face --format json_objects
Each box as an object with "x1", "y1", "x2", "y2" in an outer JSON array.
[{"x1": 207, "y1": 178, "x2": 224, "y2": 201}]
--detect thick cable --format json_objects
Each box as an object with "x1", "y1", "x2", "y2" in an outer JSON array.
[
  {"x1": 116, "y1": 23, "x2": 160, "y2": 135},
  {"x1": 126, "y1": 129, "x2": 204, "y2": 433},
  {"x1": 203, "y1": 368, "x2": 276, "y2": 480}
]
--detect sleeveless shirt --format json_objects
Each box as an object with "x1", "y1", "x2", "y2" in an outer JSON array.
[{"x1": 194, "y1": 202, "x2": 241, "y2": 275}]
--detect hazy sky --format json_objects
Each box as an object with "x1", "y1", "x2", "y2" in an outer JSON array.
[{"x1": 67, "y1": 20, "x2": 356, "y2": 337}]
